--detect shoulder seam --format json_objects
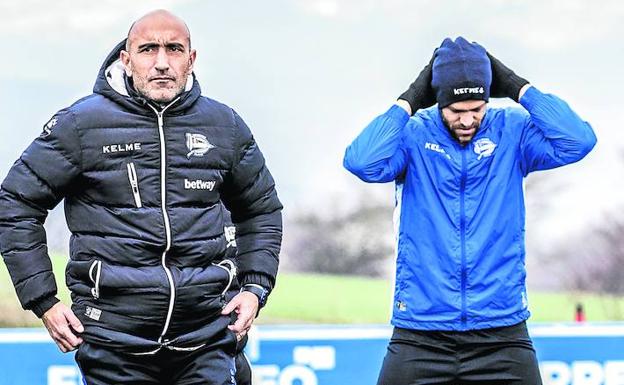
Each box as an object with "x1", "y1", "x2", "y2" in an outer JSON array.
[{"x1": 67, "y1": 109, "x2": 84, "y2": 173}]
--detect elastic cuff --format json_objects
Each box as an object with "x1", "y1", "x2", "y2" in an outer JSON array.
[
  {"x1": 240, "y1": 273, "x2": 273, "y2": 292},
  {"x1": 510, "y1": 77, "x2": 530, "y2": 102},
  {"x1": 387, "y1": 105, "x2": 411, "y2": 125},
  {"x1": 31, "y1": 296, "x2": 60, "y2": 318},
  {"x1": 518, "y1": 85, "x2": 541, "y2": 108}
]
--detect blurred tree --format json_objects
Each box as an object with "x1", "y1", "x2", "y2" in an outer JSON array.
[
  {"x1": 547, "y1": 150, "x2": 624, "y2": 319},
  {"x1": 282, "y1": 202, "x2": 395, "y2": 277},
  {"x1": 551, "y1": 213, "x2": 624, "y2": 319}
]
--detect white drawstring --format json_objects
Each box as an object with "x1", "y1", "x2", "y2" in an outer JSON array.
[
  {"x1": 213, "y1": 259, "x2": 237, "y2": 296},
  {"x1": 166, "y1": 343, "x2": 206, "y2": 352},
  {"x1": 128, "y1": 346, "x2": 163, "y2": 356}
]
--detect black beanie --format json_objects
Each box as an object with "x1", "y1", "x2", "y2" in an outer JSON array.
[{"x1": 431, "y1": 37, "x2": 491, "y2": 108}]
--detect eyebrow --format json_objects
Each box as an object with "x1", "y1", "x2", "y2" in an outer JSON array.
[
  {"x1": 448, "y1": 103, "x2": 486, "y2": 113},
  {"x1": 136, "y1": 42, "x2": 186, "y2": 52}
]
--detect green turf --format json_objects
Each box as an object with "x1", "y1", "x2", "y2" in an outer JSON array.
[
  {"x1": 257, "y1": 273, "x2": 624, "y2": 324},
  {"x1": 257, "y1": 273, "x2": 394, "y2": 324},
  {"x1": 1, "y1": 255, "x2": 623, "y2": 326},
  {"x1": 0, "y1": 254, "x2": 71, "y2": 326}
]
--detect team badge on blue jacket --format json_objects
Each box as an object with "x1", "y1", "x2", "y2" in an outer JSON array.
[{"x1": 473, "y1": 137, "x2": 496, "y2": 159}]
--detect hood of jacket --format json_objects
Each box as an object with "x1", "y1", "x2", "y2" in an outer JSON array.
[{"x1": 93, "y1": 39, "x2": 202, "y2": 115}]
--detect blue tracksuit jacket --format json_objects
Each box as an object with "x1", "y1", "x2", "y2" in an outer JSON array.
[{"x1": 344, "y1": 87, "x2": 596, "y2": 331}]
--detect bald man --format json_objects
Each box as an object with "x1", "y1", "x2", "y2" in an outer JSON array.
[{"x1": 0, "y1": 10, "x2": 282, "y2": 384}]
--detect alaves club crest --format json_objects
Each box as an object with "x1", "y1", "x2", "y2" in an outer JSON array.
[
  {"x1": 186, "y1": 133, "x2": 214, "y2": 158},
  {"x1": 41, "y1": 116, "x2": 58, "y2": 138},
  {"x1": 473, "y1": 138, "x2": 497, "y2": 160}
]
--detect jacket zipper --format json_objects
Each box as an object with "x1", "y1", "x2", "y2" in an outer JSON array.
[
  {"x1": 88, "y1": 260, "x2": 102, "y2": 300},
  {"x1": 460, "y1": 147, "x2": 468, "y2": 326},
  {"x1": 147, "y1": 98, "x2": 180, "y2": 346},
  {"x1": 126, "y1": 162, "x2": 142, "y2": 208}
]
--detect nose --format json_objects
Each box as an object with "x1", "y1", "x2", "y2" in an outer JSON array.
[
  {"x1": 459, "y1": 112, "x2": 475, "y2": 128},
  {"x1": 154, "y1": 48, "x2": 170, "y2": 72}
]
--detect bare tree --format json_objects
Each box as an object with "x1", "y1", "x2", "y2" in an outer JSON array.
[
  {"x1": 282, "y1": 202, "x2": 395, "y2": 277},
  {"x1": 545, "y1": 150, "x2": 624, "y2": 319}
]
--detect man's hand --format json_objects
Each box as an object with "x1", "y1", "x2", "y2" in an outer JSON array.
[
  {"x1": 397, "y1": 55, "x2": 437, "y2": 115},
  {"x1": 221, "y1": 291, "x2": 259, "y2": 342},
  {"x1": 42, "y1": 302, "x2": 84, "y2": 353},
  {"x1": 487, "y1": 52, "x2": 530, "y2": 102}
]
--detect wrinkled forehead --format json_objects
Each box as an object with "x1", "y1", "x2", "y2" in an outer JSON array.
[{"x1": 127, "y1": 18, "x2": 191, "y2": 50}]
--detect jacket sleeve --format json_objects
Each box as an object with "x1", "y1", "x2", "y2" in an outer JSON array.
[
  {"x1": 0, "y1": 109, "x2": 81, "y2": 317},
  {"x1": 221, "y1": 111, "x2": 282, "y2": 292},
  {"x1": 343, "y1": 105, "x2": 410, "y2": 183},
  {"x1": 518, "y1": 86, "x2": 597, "y2": 175}
]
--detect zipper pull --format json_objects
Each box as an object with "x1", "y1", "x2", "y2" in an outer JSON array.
[{"x1": 126, "y1": 163, "x2": 143, "y2": 208}]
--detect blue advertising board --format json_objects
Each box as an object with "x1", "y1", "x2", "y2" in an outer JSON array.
[{"x1": 0, "y1": 323, "x2": 623, "y2": 385}]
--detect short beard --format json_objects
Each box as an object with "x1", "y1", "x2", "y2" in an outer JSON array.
[
  {"x1": 137, "y1": 86, "x2": 185, "y2": 106},
  {"x1": 441, "y1": 113, "x2": 480, "y2": 145}
]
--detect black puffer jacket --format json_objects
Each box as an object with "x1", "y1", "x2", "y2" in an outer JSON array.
[{"x1": 0, "y1": 40, "x2": 282, "y2": 353}]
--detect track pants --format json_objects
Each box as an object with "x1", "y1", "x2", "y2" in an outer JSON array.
[
  {"x1": 76, "y1": 342, "x2": 236, "y2": 385},
  {"x1": 377, "y1": 321, "x2": 543, "y2": 385}
]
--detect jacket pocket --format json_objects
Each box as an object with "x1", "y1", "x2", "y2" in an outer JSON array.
[
  {"x1": 88, "y1": 260, "x2": 102, "y2": 300},
  {"x1": 126, "y1": 162, "x2": 142, "y2": 208}
]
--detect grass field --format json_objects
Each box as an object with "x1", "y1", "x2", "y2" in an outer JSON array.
[{"x1": 1, "y1": 255, "x2": 623, "y2": 326}]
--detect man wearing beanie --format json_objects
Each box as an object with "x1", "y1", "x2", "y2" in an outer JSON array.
[{"x1": 344, "y1": 36, "x2": 596, "y2": 384}]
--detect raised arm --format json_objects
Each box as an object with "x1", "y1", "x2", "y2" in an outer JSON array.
[
  {"x1": 487, "y1": 51, "x2": 596, "y2": 174},
  {"x1": 518, "y1": 86, "x2": 597, "y2": 174},
  {"x1": 344, "y1": 56, "x2": 436, "y2": 182},
  {"x1": 343, "y1": 106, "x2": 411, "y2": 183}
]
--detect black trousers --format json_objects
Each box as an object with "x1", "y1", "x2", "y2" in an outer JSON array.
[
  {"x1": 76, "y1": 342, "x2": 236, "y2": 385},
  {"x1": 235, "y1": 351, "x2": 252, "y2": 385},
  {"x1": 377, "y1": 322, "x2": 543, "y2": 385}
]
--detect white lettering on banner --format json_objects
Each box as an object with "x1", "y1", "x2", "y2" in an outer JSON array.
[
  {"x1": 253, "y1": 345, "x2": 335, "y2": 385},
  {"x1": 574, "y1": 361, "x2": 604, "y2": 385},
  {"x1": 254, "y1": 365, "x2": 280, "y2": 385},
  {"x1": 48, "y1": 366, "x2": 82, "y2": 385},
  {"x1": 280, "y1": 366, "x2": 318, "y2": 385},
  {"x1": 606, "y1": 361, "x2": 624, "y2": 385},
  {"x1": 293, "y1": 346, "x2": 335, "y2": 370},
  {"x1": 541, "y1": 361, "x2": 624, "y2": 385},
  {"x1": 253, "y1": 364, "x2": 318, "y2": 385}
]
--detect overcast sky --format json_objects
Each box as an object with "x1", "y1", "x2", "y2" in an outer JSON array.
[{"x1": 1, "y1": 0, "x2": 623, "y2": 253}]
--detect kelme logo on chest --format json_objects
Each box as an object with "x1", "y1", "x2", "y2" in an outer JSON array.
[{"x1": 102, "y1": 142, "x2": 142, "y2": 154}]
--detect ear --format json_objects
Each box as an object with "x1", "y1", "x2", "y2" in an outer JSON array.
[
  {"x1": 120, "y1": 50, "x2": 133, "y2": 77},
  {"x1": 187, "y1": 49, "x2": 197, "y2": 73}
]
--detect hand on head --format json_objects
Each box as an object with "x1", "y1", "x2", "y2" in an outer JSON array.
[{"x1": 399, "y1": 37, "x2": 531, "y2": 118}]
